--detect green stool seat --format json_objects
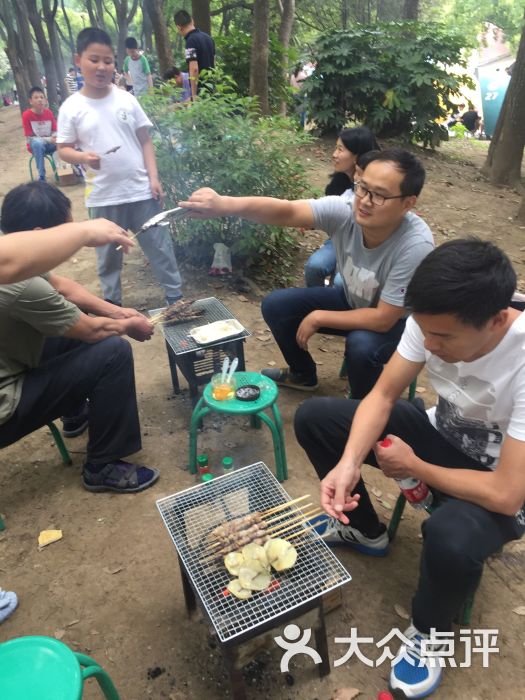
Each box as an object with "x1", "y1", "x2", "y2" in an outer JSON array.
[
  {"x1": 0, "y1": 636, "x2": 121, "y2": 699},
  {"x1": 387, "y1": 492, "x2": 476, "y2": 625},
  {"x1": 29, "y1": 154, "x2": 60, "y2": 183},
  {"x1": 189, "y1": 371, "x2": 288, "y2": 481}
]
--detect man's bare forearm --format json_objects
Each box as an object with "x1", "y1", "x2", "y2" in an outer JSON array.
[{"x1": 340, "y1": 390, "x2": 395, "y2": 471}]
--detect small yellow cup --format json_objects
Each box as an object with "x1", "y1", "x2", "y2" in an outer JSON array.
[{"x1": 211, "y1": 373, "x2": 236, "y2": 401}]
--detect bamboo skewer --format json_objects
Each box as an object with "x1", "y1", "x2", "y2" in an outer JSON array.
[
  {"x1": 268, "y1": 508, "x2": 324, "y2": 538},
  {"x1": 261, "y1": 495, "x2": 310, "y2": 516}
]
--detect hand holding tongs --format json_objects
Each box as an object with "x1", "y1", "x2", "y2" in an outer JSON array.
[{"x1": 116, "y1": 207, "x2": 190, "y2": 250}]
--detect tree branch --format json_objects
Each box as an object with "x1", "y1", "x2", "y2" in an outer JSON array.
[{"x1": 210, "y1": 2, "x2": 253, "y2": 16}]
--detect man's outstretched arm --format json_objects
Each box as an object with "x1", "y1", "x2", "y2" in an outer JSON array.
[
  {"x1": 179, "y1": 187, "x2": 315, "y2": 228},
  {"x1": 0, "y1": 220, "x2": 133, "y2": 284}
]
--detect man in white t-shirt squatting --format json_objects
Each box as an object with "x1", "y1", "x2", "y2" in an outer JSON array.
[
  {"x1": 180, "y1": 149, "x2": 434, "y2": 400},
  {"x1": 294, "y1": 239, "x2": 525, "y2": 698}
]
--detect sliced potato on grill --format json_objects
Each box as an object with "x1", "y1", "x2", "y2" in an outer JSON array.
[
  {"x1": 227, "y1": 579, "x2": 252, "y2": 600},
  {"x1": 238, "y1": 565, "x2": 272, "y2": 591},
  {"x1": 264, "y1": 538, "x2": 297, "y2": 571},
  {"x1": 224, "y1": 551, "x2": 244, "y2": 576},
  {"x1": 242, "y1": 543, "x2": 269, "y2": 569}
]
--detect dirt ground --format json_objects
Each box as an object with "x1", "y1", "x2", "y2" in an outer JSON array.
[{"x1": 0, "y1": 103, "x2": 524, "y2": 700}]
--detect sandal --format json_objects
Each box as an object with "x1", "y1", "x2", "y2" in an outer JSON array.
[{"x1": 83, "y1": 460, "x2": 160, "y2": 493}]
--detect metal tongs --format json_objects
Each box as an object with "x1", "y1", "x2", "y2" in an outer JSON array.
[{"x1": 116, "y1": 206, "x2": 190, "y2": 250}]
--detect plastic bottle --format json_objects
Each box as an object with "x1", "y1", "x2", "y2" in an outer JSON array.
[
  {"x1": 379, "y1": 438, "x2": 433, "y2": 511},
  {"x1": 222, "y1": 457, "x2": 234, "y2": 474},
  {"x1": 197, "y1": 454, "x2": 210, "y2": 475}
]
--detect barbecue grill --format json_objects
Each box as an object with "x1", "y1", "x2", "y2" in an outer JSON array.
[
  {"x1": 150, "y1": 297, "x2": 251, "y2": 404},
  {"x1": 157, "y1": 462, "x2": 352, "y2": 698}
]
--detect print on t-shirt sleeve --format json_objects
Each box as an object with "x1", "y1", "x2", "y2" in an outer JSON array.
[{"x1": 185, "y1": 47, "x2": 198, "y2": 63}]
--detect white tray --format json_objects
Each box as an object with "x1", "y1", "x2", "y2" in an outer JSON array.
[{"x1": 188, "y1": 319, "x2": 244, "y2": 345}]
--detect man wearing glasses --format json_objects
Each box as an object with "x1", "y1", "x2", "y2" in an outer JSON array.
[{"x1": 180, "y1": 148, "x2": 434, "y2": 398}]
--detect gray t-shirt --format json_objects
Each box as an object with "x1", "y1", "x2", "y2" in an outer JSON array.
[
  {"x1": 0, "y1": 274, "x2": 80, "y2": 424},
  {"x1": 309, "y1": 196, "x2": 434, "y2": 309}
]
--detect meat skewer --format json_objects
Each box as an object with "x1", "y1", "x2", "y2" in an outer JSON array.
[{"x1": 149, "y1": 299, "x2": 205, "y2": 326}]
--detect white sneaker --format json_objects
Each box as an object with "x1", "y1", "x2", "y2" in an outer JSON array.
[
  {"x1": 390, "y1": 623, "x2": 446, "y2": 698},
  {"x1": 310, "y1": 515, "x2": 389, "y2": 557}
]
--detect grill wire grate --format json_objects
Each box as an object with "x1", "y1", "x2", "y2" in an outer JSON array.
[
  {"x1": 157, "y1": 462, "x2": 352, "y2": 643},
  {"x1": 149, "y1": 297, "x2": 251, "y2": 355}
]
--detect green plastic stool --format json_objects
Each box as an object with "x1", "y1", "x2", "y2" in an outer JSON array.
[
  {"x1": 387, "y1": 492, "x2": 476, "y2": 625},
  {"x1": 189, "y1": 371, "x2": 288, "y2": 481},
  {"x1": 0, "y1": 635, "x2": 121, "y2": 699},
  {"x1": 0, "y1": 422, "x2": 71, "y2": 531},
  {"x1": 29, "y1": 154, "x2": 60, "y2": 183}
]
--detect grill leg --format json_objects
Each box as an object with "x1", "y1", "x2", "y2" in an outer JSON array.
[
  {"x1": 165, "y1": 341, "x2": 181, "y2": 394},
  {"x1": 178, "y1": 556, "x2": 197, "y2": 616},
  {"x1": 223, "y1": 645, "x2": 247, "y2": 700},
  {"x1": 314, "y1": 602, "x2": 330, "y2": 677}
]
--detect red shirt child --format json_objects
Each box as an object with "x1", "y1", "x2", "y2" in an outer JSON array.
[{"x1": 22, "y1": 88, "x2": 57, "y2": 152}]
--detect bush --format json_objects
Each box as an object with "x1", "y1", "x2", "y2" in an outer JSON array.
[
  {"x1": 215, "y1": 29, "x2": 295, "y2": 113},
  {"x1": 307, "y1": 22, "x2": 474, "y2": 147},
  {"x1": 141, "y1": 72, "x2": 312, "y2": 281}
]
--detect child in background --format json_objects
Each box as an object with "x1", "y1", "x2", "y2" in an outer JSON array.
[
  {"x1": 57, "y1": 27, "x2": 182, "y2": 307},
  {"x1": 21, "y1": 87, "x2": 57, "y2": 181},
  {"x1": 123, "y1": 37, "x2": 153, "y2": 97}
]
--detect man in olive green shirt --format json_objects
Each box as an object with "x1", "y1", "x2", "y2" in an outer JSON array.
[{"x1": 0, "y1": 181, "x2": 160, "y2": 493}]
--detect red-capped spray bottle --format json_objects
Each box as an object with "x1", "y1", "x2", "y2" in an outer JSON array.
[{"x1": 379, "y1": 438, "x2": 433, "y2": 511}]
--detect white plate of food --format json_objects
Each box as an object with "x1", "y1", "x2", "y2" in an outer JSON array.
[{"x1": 189, "y1": 319, "x2": 244, "y2": 345}]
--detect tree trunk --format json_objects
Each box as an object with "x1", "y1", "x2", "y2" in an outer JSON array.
[
  {"x1": 517, "y1": 196, "x2": 525, "y2": 224},
  {"x1": 482, "y1": 13, "x2": 525, "y2": 187},
  {"x1": 142, "y1": 5, "x2": 154, "y2": 55},
  {"x1": 42, "y1": 0, "x2": 68, "y2": 102},
  {"x1": 278, "y1": 0, "x2": 295, "y2": 116},
  {"x1": 402, "y1": 0, "x2": 419, "y2": 20},
  {"x1": 60, "y1": 0, "x2": 77, "y2": 64},
  {"x1": 0, "y1": 5, "x2": 33, "y2": 112},
  {"x1": 11, "y1": 1, "x2": 42, "y2": 89},
  {"x1": 143, "y1": 0, "x2": 174, "y2": 76},
  {"x1": 341, "y1": 0, "x2": 351, "y2": 29},
  {"x1": 249, "y1": 0, "x2": 270, "y2": 115},
  {"x1": 192, "y1": 0, "x2": 211, "y2": 36},
  {"x1": 111, "y1": 0, "x2": 140, "y2": 71},
  {"x1": 24, "y1": 0, "x2": 60, "y2": 110}
]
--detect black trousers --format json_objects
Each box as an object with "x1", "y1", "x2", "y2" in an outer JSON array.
[
  {"x1": 294, "y1": 397, "x2": 524, "y2": 632},
  {"x1": 0, "y1": 336, "x2": 141, "y2": 464}
]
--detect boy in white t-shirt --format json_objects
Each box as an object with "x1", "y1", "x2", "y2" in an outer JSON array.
[
  {"x1": 57, "y1": 27, "x2": 182, "y2": 306},
  {"x1": 294, "y1": 239, "x2": 525, "y2": 699}
]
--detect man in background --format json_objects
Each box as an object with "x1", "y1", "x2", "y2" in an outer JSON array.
[{"x1": 174, "y1": 9, "x2": 215, "y2": 100}]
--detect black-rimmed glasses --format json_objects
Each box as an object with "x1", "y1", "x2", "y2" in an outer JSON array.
[{"x1": 354, "y1": 181, "x2": 406, "y2": 206}]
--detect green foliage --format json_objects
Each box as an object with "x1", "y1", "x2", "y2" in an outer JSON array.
[
  {"x1": 306, "y1": 22, "x2": 474, "y2": 148},
  {"x1": 140, "y1": 70, "x2": 312, "y2": 280},
  {"x1": 215, "y1": 29, "x2": 296, "y2": 113}
]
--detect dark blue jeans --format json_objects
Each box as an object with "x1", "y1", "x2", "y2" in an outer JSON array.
[{"x1": 261, "y1": 286, "x2": 406, "y2": 398}]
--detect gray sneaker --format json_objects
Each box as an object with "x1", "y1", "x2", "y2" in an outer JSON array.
[
  {"x1": 261, "y1": 367, "x2": 318, "y2": 391},
  {"x1": 311, "y1": 515, "x2": 389, "y2": 557}
]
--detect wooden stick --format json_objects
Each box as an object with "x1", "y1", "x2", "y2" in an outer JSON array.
[
  {"x1": 286, "y1": 523, "x2": 319, "y2": 540},
  {"x1": 261, "y1": 495, "x2": 310, "y2": 516},
  {"x1": 116, "y1": 229, "x2": 141, "y2": 251},
  {"x1": 264, "y1": 503, "x2": 314, "y2": 525},
  {"x1": 268, "y1": 508, "x2": 324, "y2": 538}
]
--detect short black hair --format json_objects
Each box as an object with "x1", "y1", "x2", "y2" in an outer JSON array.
[
  {"x1": 76, "y1": 27, "x2": 113, "y2": 55},
  {"x1": 29, "y1": 86, "x2": 44, "y2": 98},
  {"x1": 174, "y1": 9, "x2": 192, "y2": 26},
  {"x1": 163, "y1": 66, "x2": 181, "y2": 81},
  {"x1": 356, "y1": 149, "x2": 381, "y2": 171},
  {"x1": 365, "y1": 147, "x2": 426, "y2": 197},
  {"x1": 405, "y1": 238, "x2": 516, "y2": 328},
  {"x1": 68, "y1": 67, "x2": 76, "y2": 73},
  {"x1": 125, "y1": 37, "x2": 138, "y2": 49},
  {"x1": 1, "y1": 181, "x2": 72, "y2": 233}
]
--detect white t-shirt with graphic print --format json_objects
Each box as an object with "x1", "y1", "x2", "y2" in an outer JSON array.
[
  {"x1": 309, "y1": 196, "x2": 434, "y2": 310},
  {"x1": 57, "y1": 86, "x2": 153, "y2": 207},
  {"x1": 397, "y1": 313, "x2": 525, "y2": 469}
]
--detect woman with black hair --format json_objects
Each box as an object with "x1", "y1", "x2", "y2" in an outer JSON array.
[{"x1": 305, "y1": 126, "x2": 379, "y2": 287}]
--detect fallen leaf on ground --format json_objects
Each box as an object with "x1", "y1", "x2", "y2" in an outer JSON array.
[
  {"x1": 371, "y1": 487, "x2": 382, "y2": 498},
  {"x1": 238, "y1": 295, "x2": 248, "y2": 302},
  {"x1": 267, "y1": 360, "x2": 276, "y2": 366},
  {"x1": 103, "y1": 566, "x2": 123, "y2": 575},
  {"x1": 319, "y1": 347, "x2": 329, "y2": 352},
  {"x1": 394, "y1": 603, "x2": 410, "y2": 620},
  {"x1": 38, "y1": 529, "x2": 63, "y2": 548},
  {"x1": 416, "y1": 386, "x2": 426, "y2": 394},
  {"x1": 67, "y1": 619, "x2": 80, "y2": 627},
  {"x1": 513, "y1": 606, "x2": 525, "y2": 616},
  {"x1": 331, "y1": 688, "x2": 361, "y2": 700},
  {"x1": 54, "y1": 629, "x2": 66, "y2": 640},
  {"x1": 380, "y1": 499, "x2": 392, "y2": 510}
]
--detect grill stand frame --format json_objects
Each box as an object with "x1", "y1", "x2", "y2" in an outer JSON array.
[{"x1": 177, "y1": 554, "x2": 330, "y2": 700}]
